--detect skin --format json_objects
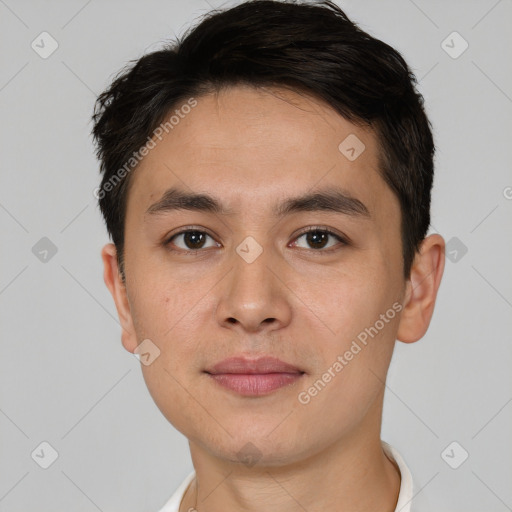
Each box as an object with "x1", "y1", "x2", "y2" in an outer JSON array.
[{"x1": 102, "y1": 85, "x2": 445, "y2": 512}]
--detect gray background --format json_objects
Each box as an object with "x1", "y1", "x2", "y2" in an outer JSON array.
[{"x1": 1, "y1": 0, "x2": 511, "y2": 510}]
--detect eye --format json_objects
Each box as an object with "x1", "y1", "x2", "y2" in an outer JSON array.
[
  {"x1": 165, "y1": 229, "x2": 219, "y2": 253},
  {"x1": 164, "y1": 226, "x2": 347, "y2": 254},
  {"x1": 290, "y1": 227, "x2": 347, "y2": 252}
]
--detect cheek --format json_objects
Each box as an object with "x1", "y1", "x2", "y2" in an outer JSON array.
[
  {"x1": 296, "y1": 303, "x2": 399, "y2": 437},
  {"x1": 132, "y1": 283, "x2": 213, "y2": 433},
  {"x1": 129, "y1": 274, "x2": 222, "y2": 387},
  {"x1": 298, "y1": 265, "x2": 401, "y2": 396},
  {"x1": 128, "y1": 268, "x2": 204, "y2": 338},
  {"x1": 298, "y1": 265, "x2": 396, "y2": 343}
]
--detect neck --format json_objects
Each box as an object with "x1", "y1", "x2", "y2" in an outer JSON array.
[{"x1": 179, "y1": 412, "x2": 401, "y2": 512}]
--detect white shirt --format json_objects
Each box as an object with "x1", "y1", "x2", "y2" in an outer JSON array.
[{"x1": 157, "y1": 441, "x2": 431, "y2": 512}]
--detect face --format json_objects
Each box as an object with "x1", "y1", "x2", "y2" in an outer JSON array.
[{"x1": 107, "y1": 85, "x2": 412, "y2": 466}]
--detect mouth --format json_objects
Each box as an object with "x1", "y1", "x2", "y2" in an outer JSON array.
[{"x1": 204, "y1": 356, "x2": 305, "y2": 396}]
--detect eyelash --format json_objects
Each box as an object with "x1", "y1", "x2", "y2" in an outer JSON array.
[{"x1": 163, "y1": 226, "x2": 348, "y2": 255}]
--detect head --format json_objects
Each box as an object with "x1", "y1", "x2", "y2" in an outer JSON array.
[{"x1": 92, "y1": 0, "x2": 444, "y2": 467}]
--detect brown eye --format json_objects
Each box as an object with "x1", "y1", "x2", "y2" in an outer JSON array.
[
  {"x1": 166, "y1": 230, "x2": 219, "y2": 252},
  {"x1": 292, "y1": 228, "x2": 346, "y2": 251},
  {"x1": 305, "y1": 230, "x2": 329, "y2": 249}
]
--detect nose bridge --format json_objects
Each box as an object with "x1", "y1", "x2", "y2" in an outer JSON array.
[
  {"x1": 231, "y1": 233, "x2": 276, "y2": 297},
  {"x1": 215, "y1": 232, "x2": 291, "y2": 332}
]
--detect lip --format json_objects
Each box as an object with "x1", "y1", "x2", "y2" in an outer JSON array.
[
  {"x1": 206, "y1": 356, "x2": 303, "y2": 375},
  {"x1": 205, "y1": 356, "x2": 305, "y2": 396}
]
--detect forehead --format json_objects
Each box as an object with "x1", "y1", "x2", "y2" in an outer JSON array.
[{"x1": 127, "y1": 85, "x2": 396, "y2": 221}]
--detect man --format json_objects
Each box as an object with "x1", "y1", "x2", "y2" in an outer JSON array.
[{"x1": 92, "y1": 1, "x2": 445, "y2": 510}]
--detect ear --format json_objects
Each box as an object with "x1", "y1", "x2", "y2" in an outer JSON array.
[
  {"x1": 101, "y1": 243, "x2": 138, "y2": 353},
  {"x1": 397, "y1": 234, "x2": 445, "y2": 343}
]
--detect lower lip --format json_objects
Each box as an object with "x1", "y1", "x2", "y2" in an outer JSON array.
[{"x1": 207, "y1": 372, "x2": 303, "y2": 396}]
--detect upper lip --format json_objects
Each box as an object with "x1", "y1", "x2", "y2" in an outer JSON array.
[{"x1": 205, "y1": 356, "x2": 304, "y2": 375}]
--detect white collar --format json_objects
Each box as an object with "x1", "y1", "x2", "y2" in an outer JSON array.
[{"x1": 382, "y1": 441, "x2": 414, "y2": 511}]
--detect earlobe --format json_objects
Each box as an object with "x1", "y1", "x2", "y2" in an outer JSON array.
[
  {"x1": 396, "y1": 234, "x2": 445, "y2": 343},
  {"x1": 101, "y1": 243, "x2": 138, "y2": 353}
]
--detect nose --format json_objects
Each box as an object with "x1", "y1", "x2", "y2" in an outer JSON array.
[{"x1": 215, "y1": 241, "x2": 292, "y2": 334}]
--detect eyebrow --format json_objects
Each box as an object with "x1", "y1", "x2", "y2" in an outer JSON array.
[{"x1": 145, "y1": 186, "x2": 370, "y2": 219}]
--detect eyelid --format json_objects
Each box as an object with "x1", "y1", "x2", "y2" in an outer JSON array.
[{"x1": 164, "y1": 225, "x2": 215, "y2": 243}]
